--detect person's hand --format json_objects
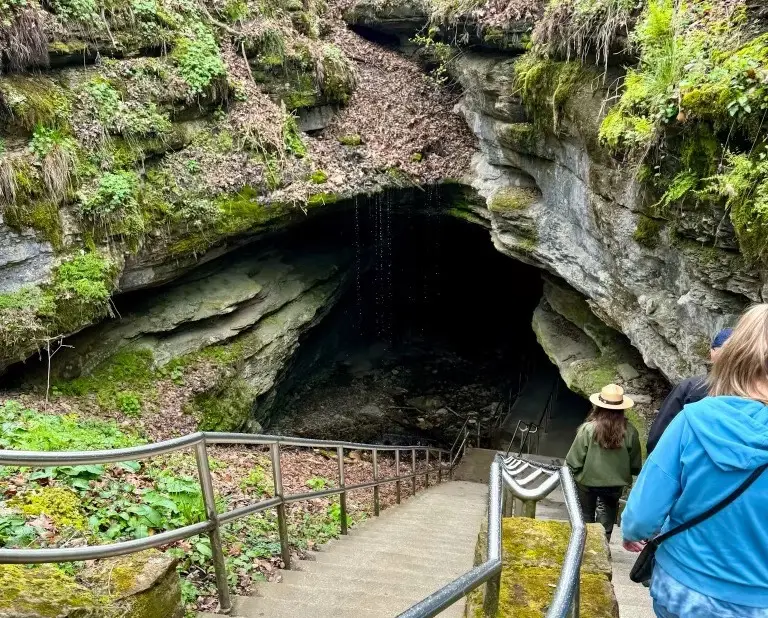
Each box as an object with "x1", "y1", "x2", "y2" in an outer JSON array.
[{"x1": 622, "y1": 539, "x2": 646, "y2": 553}]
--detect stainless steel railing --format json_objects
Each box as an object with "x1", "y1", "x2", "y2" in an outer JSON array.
[
  {"x1": 0, "y1": 431, "x2": 453, "y2": 614},
  {"x1": 398, "y1": 454, "x2": 586, "y2": 618}
]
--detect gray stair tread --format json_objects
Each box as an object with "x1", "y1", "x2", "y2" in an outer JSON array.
[
  {"x1": 202, "y1": 481, "x2": 485, "y2": 618},
  {"x1": 610, "y1": 529, "x2": 654, "y2": 615}
]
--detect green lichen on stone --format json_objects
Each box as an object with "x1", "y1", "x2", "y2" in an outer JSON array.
[
  {"x1": 566, "y1": 357, "x2": 617, "y2": 397},
  {"x1": 498, "y1": 122, "x2": 536, "y2": 151},
  {"x1": 9, "y1": 486, "x2": 88, "y2": 530},
  {"x1": 633, "y1": 214, "x2": 663, "y2": 248},
  {"x1": 188, "y1": 377, "x2": 256, "y2": 431},
  {"x1": 0, "y1": 564, "x2": 98, "y2": 617},
  {"x1": 338, "y1": 134, "x2": 362, "y2": 146},
  {"x1": 514, "y1": 53, "x2": 589, "y2": 133},
  {"x1": 489, "y1": 187, "x2": 539, "y2": 213},
  {"x1": 499, "y1": 567, "x2": 616, "y2": 617},
  {"x1": 470, "y1": 518, "x2": 618, "y2": 617},
  {"x1": 625, "y1": 407, "x2": 648, "y2": 460},
  {"x1": 501, "y1": 518, "x2": 610, "y2": 576}
]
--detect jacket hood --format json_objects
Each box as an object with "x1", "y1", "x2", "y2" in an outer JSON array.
[{"x1": 685, "y1": 396, "x2": 768, "y2": 471}]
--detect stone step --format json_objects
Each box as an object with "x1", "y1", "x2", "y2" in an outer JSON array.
[
  {"x1": 198, "y1": 482, "x2": 487, "y2": 618},
  {"x1": 234, "y1": 591, "x2": 465, "y2": 617},
  {"x1": 279, "y1": 567, "x2": 454, "y2": 590},
  {"x1": 319, "y1": 537, "x2": 474, "y2": 558}
]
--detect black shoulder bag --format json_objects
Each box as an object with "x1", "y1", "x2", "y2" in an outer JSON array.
[{"x1": 630, "y1": 462, "x2": 768, "y2": 583}]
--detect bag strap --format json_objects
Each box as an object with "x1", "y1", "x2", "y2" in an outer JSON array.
[{"x1": 654, "y1": 462, "x2": 768, "y2": 546}]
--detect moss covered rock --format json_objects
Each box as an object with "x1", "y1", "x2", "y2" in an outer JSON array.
[
  {"x1": 0, "y1": 551, "x2": 182, "y2": 618},
  {"x1": 469, "y1": 518, "x2": 618, "y2": 618}
]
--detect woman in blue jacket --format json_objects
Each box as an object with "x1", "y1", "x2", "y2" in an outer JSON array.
[{"x1": 622, "y1": 304, "x2": 768, "y2": 618}]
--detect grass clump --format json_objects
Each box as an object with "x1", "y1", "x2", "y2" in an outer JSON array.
[
  {"x1": 533, "y1": 0, "x2": 637, "y2": 69},
  {"x1": 0, "y1": 75, "x2": 71, "y2": 132},
  {"x1": 319, "y1": 44, "x2": 356, "y2": 105}
]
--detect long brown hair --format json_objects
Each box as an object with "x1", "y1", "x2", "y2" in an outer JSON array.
[
  {"x1": 586, "y1": 406, "x2": 628, "y2": 449},
  {"x1": 709, "y1": 304, "x2": 768, "y2": 403}
]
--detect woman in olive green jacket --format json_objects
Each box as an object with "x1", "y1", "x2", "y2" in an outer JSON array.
[{"x1": 566, "y1": 383, "x2": 642, "y2": 541}]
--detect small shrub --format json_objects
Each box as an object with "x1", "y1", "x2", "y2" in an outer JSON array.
[
  {"x1": 117, "y1": 392, "x2": 142, "y2": 416},
  {"x1": 78, "y1": 170, "x2": 139, "y2": 224},
  {"x1": 172, "y1": 24, "x2": 227, "y2": 95},
  {"x1": 29, "y1": 126, "x2": 78, "y2": 200}
]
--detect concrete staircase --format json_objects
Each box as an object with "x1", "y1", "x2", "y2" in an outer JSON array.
[{"x1": 201, "y1": 481, "x2": 488, "y2": 618}]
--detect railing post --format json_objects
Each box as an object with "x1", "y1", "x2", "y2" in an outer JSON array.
[
  {"x1": 411, "y1": 448, "x2": 417, "y2": 496},
  {"x1": 483, "y1": 459, "x2": 502, "y2": 617},
  {"x1": 438, "y1": 451, "x2": 442, "y2": 484},
  {"x1": 522, "y1": 500, "x2": 537, "y2": 519},
  {"x1": 195, "y1": 440, "x2": 232, "y2": 614},
  {"x1": 373, "y1": 448, "x2": 380, "y2": 516},
  {"x1": 395, "y1": 449, "x2": 401, "y2": 504},
  {"x1": 337, "y1": 446, "x2": 348, "y2": 535},
  {"x1": 425, "y1": 449, "x2": 430, "y2": 488},
  {"x1": 271, "y1": 442, "x2": 291, "y2": 569}
]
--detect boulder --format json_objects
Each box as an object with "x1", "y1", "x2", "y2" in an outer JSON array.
[{"x1": 0, "y1": 550, "x2": 182, "y2": 618}]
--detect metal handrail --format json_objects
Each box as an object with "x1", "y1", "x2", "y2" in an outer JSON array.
[
  {"x1": 0, "y1": 431, "x2": 451, "y2": 614},
  {"x1": 398, "y1": 454, "x2": 585, "y2": 618}
]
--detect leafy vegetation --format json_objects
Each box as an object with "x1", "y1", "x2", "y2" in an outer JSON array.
[{"x1": 0, "y1": 400, "x2": 385, "y2": 612}]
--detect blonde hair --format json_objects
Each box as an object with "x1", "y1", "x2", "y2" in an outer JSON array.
[{"x1": 708, "y1": 304, "x2": 768, "y2": 402}]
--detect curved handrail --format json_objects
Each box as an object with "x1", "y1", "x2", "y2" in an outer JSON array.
[
  {"x1": 398, "y1": 454, "x2": 585, "y2": 618},
  {"x1": 0, "y1": 431, "x2": 451, "y2": 614}
]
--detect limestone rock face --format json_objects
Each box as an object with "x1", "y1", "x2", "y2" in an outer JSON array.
[
  {"x1": 43, "y1": 247, "x2": 353, "y2": 431},
  {"x1": 452, "y1": 51, "x2": 759, "y2": 383},
  {"x1": 0, "y1": 217, "x2": 54, "y2": 294},
  {"x1": 0, "y1": 551, "x2": 182, "y2": 618}
]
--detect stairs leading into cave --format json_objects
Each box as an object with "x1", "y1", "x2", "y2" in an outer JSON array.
[{"x1": 199, "y1": 481, "x2": 488, "y2": 618}]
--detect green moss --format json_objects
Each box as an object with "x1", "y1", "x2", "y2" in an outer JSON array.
[
  {"x1": 9, "y1": 486, "x2": 88, "y2": 530},
  {"x1": 0, "y1": 564, "x2": 97, "y2": 616},
  {"x1": 566, "y1": 358, "x2": 617, "y2": 397},
  {"x1": 3, "y1": 201, "x2": 64, "y2": 249},
  {"x1": 338, "y1": 134, "x2": 362, "y2": 146},
  {"x1": 514, "y1": 53, "x2": 588, "y2": 133},
  {"x1": 410, "y1": 152, "x2": 423, "y2": 162},
  {"x1": 309, "y1": 169, "x2": 328, "y2": 184},
  {"x1": 489, "y1": 187, "x2": 539, "y2": 212},
  {"x1": 498, "y1": 122, "x2": 536, "y2": 151},
  {"x1": 0, "y1": 75, "x2": 72, "y2": 131},
  {"x1": 633, "y1": 214, "x2": 663, "y2": 248},
  {"x1": 172, "y1": 23, "x2": 226, "y2": 95},
  {"x1": 307, "y1": 192, "x2": 339, "y2": 208},
  {"x1": 188, "y1": 377, "x2": 255, "y2": 431},
  {"x1": 55, "y1": 347, "x2": 156, "y2": 410},
  {"x1": 319, "y1": 44, "x2": 355, "y2": 105}
]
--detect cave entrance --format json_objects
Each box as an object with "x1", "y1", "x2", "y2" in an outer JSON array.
[{"x1": 266, "y1": 187, "x2": 591, "y2": 453}]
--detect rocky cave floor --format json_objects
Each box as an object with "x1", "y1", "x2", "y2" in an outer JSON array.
[{"x1": 272, "y1": 337, "x2": 513, "y2": 446}]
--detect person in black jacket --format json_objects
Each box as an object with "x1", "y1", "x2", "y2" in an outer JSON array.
[{"x1": 646, "y1": 328, "x2": 733, "y2": 455}]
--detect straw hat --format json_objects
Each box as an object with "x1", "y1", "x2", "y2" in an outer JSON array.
[{"x1": 589, "y1": 384, "x2": 634, "y2": 410}]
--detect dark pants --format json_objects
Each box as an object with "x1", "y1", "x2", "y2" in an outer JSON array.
[{"x1": 576, "y1": 483, "x2": 623, "y2": 540}]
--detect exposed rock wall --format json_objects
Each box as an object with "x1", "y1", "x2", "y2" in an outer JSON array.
[
  {"x1": 0, "y1": 0, "x2": 473, "y2": 374},
  {"x1": 19, "y1": 247, "x2": 353, "y2": 435},
  {"x1": 452, "y1": 51, "x2": 755, "y2": 383}
]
